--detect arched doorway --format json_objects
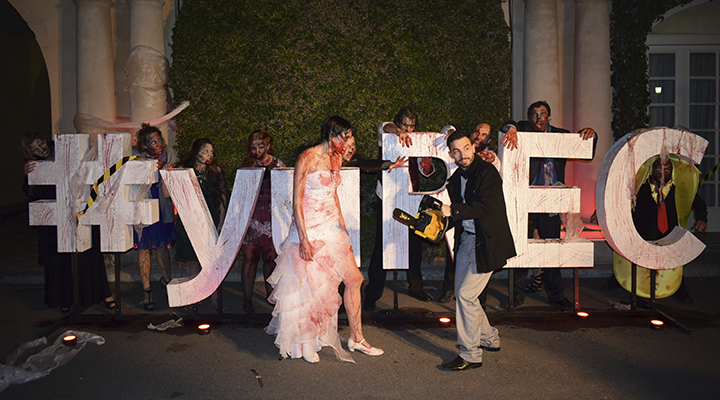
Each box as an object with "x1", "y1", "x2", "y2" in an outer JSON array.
[{"x1": 0, "y1": 0, "x2": 51, "y2": 214}]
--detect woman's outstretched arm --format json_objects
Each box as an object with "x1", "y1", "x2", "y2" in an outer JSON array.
[{"x1": 293, "y1": 149, "x2": 314, "y2": 261}]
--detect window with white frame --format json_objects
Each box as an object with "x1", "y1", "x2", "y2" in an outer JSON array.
[{"x1": 649, "y1": 48, "x2": 719, "y2": 209}]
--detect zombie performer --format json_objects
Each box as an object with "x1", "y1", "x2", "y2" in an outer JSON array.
[
  {"x1": 133, "y1": 123, "x2": 177, "y2": 310},
  {"x1": 239, "y1": 130, "x2": 286, "y2": 314},
  {"x1": 173, "y1": 138, "x2": 228, "y2": 302},
  {"x1": 265, "y1": 116, "x2": 383, "y2": 363},
  {"x1": 502, "y1": 100, "x2": 597, "y2": 310},
  {"x1": 21, "y1": 131, "x2": 115, "y2": 312},
  {"x1": 612, "y1": 155, "x2": 708, "y2": 303},
  {"x1": 363, "y1": 105, "x2": 434, "y2": 311}
]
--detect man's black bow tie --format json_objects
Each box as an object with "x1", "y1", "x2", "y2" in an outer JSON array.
[{"x1": 458, "y1": 168, "x2": 468, "y2": 178}]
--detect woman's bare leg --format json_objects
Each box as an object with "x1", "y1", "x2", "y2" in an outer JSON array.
[
  {"x1": 138, "y1": 249, "x2": 151, "y2": 291},
  {"x1": 261, "y1": 245, "x2": 278, "y2": 299},
  {"x1": 341, "y1": 260, "x2": 367, "y2": 343},
  {"x1": 155, "y1": 246, "x2": 172, "y2": 284},
  {"x1": 241, "y1": 245, "x2": 261, "y2": 308}
]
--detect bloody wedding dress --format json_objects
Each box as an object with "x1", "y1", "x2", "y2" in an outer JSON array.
[{"x1": 265, "y1": 170, "x2": 355, "y2": 362}]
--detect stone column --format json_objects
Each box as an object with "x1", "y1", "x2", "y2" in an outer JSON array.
[
  {"x1": 75, "y1": 0, "x2": 116, "y2": 145},
  {"x1": 128, "y1": 0, "x2": 166, "y2": 53},
  {"x1": 523, "y1": 0, "x2": 561, "y2": 123},
  {"x1": 127, "y1": 0, "x2": 169, "y2": 144},
  {"x1": 572, "y1": 0, "x2": 611, "y2": 219}
]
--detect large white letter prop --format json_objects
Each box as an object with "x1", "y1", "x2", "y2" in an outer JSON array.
[
  {"x1": 597, "y1": 128, "x2": 707, "y2": 269},
  {"x1": 28, "y1": 134, "x2": 92, "y2": 252},
  {"x1": 271, "y1": 168, "x2": 361, "y2": 267},
  {"x1": 78, "y1": 133, "x2": 159, "y2": 252},
  {"x1": 161, "y1": 168, "x2": 264, "y2": 307},
  {"x1": 499, "y1": 132, "x2": 594, "y2": 268},
  {"x1": 382, "y1": 133, "x2": 455, "y2": 270}
]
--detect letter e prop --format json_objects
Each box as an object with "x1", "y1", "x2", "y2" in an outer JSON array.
[{"x1": 499, "y1": 131, "x2": 594, "y2": 268}]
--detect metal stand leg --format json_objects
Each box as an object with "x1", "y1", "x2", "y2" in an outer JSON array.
[
  {"x1": 71, "y1": 253, "x2": 79, "y2": 316},
  {"x1": 393, "y1": 271, "x2": 399, "y2": 313},
  {"x1": 114, "y1": 253, "x2": 122, "y2": 316},
  {"x1": 508, "y1": 269, "x2": 515, "y2": 313},
  {"x1": 631, "y1": 263, "x2": 637, "y2": 311},
  {"x1": 573, "y1": 268, "x2": 579, "y2": 311},
  {"x1": 649, "y1": 269, "x2": 656, "y2": 311}
]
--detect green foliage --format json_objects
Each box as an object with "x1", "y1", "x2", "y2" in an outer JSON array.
[
  {"x1": 610, "y1": 0, "x2": 693, "y2": 140},
  {"x1": 170, "y1": 0, "x2": 511, "y2": 263}
]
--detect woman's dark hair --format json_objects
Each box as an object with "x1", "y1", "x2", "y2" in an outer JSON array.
[
  {"x1": 179, "y1": 138, "x2": 221, "y2": 173},
  {"x1": 320, "y1": 116, "x2": 353, "y2": 143},
  {"x1": 179, "y1": 138, "x2": 226, "y2": 209},
  {"x1": 135, "y1": 123, "x2": 162, "y2": 154},
  {"x1": 20, "y1": 131, "x2": 50, "y2": 160},
  {"x1": 241, "y1": 129, "x2": 275, "y2": 167}
]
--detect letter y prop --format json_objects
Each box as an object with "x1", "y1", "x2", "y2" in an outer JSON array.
[{"x1": 160, "y1": 168, "x2": 264, "y2": 307}]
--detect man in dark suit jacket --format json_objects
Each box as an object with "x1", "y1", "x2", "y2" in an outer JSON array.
[
  {"x1": 503, "y1": 100, "x2": 597, "y2": 310},
  {"x1": 440, "y1": 130, "x2": 516, "y2": 371}
]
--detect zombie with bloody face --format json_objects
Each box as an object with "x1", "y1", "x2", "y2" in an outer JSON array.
[
  {"x1": 133, "y1": 123, "x2": 178, "y2": 310},
  {"x1": 239, "y1": 130, "x2": 286, "y2": 314},
  {"x1": 266, "y1": 116, "x2": 383, "y2": 363},
  {"x1": 174, "y1": 138, "x2": 228, "y2": 305},
  {"x1": 363, "y1": 105, "x2": 436, "y2": 311},
  {"x1": 20, "y1": 131, "x2": 116, "y2": 312},
  {"x1": 502, "y1": 100, "x2": 597, "y2": 310},
  {"x1": 625, "y1": 155, "x2": 708, "y2": 304}
]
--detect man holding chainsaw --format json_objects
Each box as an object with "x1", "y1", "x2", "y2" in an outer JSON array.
[{"x1": 440, "y1": 130, "x2": 516, "y2": 371}]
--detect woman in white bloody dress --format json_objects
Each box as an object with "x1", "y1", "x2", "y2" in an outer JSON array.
[{"x1": 265, "y1": 116, "x2": 384, "y2": 363}]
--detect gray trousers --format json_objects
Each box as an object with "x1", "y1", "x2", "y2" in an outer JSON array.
[{"x1": 455, "y1": 231, "x2": 499, "y2": 363}]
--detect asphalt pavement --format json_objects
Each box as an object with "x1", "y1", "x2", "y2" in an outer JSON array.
[{"x1": 1, "y1": 211, "x2": 719, "y2": 399}]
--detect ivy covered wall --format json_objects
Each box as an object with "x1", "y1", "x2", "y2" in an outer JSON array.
[
  {"x1": 170, "y1": 0, "x2": 511, "y2": 263},
  {"x1": 170, "y1": 0, "x2": 511, "y2": 167},
  {"x1": 610, "y1": 0, "x2": 693, "y2": 140}
]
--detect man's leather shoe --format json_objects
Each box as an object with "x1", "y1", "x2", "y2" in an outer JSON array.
[
  {"x1": 442, "y1": 356, "x2": 482, "y2": 371},
  {"x1": 363, "y1": 300, "x2": 376, "y2": 312},
  {"x1": 438, "y1": 290, "x2": 455, "y2": 303},
  {"x1": 550, "y1": 298, "x2": 573, "y2": 310},
  {"x1": 409, "y1": 290, "x2": 433, "y2": 302}
]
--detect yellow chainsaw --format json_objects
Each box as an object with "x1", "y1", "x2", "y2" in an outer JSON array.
[{"x1": 393, "y1": 195, "x2": 449, "y2": 243}]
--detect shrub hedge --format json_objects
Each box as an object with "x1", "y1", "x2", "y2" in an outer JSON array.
[
  {"x1": 610, "y1": 0, "x2": 693, "y2": 140},
  {"x1": 170, "y1": 0, "x2": 511, "y2": 263},
  {"x1": 171, "y1": 0, "x2": 510, "y2": 166}
]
